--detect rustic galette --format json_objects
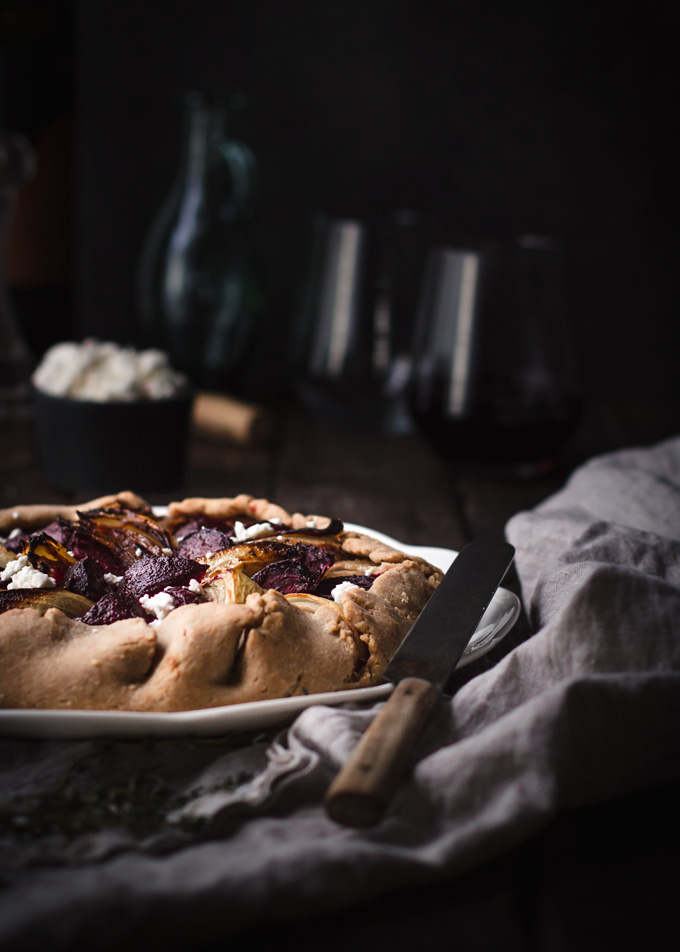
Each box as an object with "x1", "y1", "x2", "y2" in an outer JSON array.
[{"x1": 0, "y1": 492, "x2": 442, "y2": 712}]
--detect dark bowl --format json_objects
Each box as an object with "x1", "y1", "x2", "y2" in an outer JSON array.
[{"x1": 33, "y1": 387, "x2": 194, "y2": 496}]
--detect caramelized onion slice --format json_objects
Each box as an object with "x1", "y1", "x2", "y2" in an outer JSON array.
[
  {"x1": 202, "y1": 540, "x2": 293, "y2": 577},
  {"x1": 23, "y1": 532, "x2": 77, "y2": 583},
  {"x1": 0, "y1": 544, "x2": 14, "y2": 571},
  {"x1": 0, "y1": 588, "x2": 93, "y2": 618},
  {"x1": 201, "y1": 569, "x2": 266, "y2": 604},
  {"x1": 68, "y1": 506, "x2": 176, "y2": 569},
  {"x1": 323, "y1": 559, "x2": 378, "y2": 578}
]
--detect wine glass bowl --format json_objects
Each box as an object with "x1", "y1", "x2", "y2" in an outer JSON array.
[
  {"x1": 410, "y1": 236, "x2": 581, "y2": 473},
  {"x1": 290, "y1": 211, "x2": 434, "y2": 432}
]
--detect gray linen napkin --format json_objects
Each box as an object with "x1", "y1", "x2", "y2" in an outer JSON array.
[{"x1": 2, "y1": 436, "x2": 680, "y2": 950}]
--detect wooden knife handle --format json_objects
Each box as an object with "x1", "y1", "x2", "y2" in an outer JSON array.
[{"x1": 323, "y1": 677, "x2": 440, "y2": 828}]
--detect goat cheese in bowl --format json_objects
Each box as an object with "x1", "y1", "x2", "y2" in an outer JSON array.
[
  {"x1": 32, "y1": 340, "x2": 193, "y2": 495},
  {"x1": 33, "y1": 340, "x2": 188, "y2": 402}
]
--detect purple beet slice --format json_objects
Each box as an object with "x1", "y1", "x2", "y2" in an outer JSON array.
[
  {"x1": 67, "y1": 527, "x2": 128, "y2": 575},
  {"x1": 64, "y1": 507, "x2": 176, "y2": 573},
  {"x1": 61, "y1": 557, "x2": 110, "y2": 601},
  {"x1": 251, "y1": 543, "x2": 335, "y2": 595},
  {"x1": 174, "y1": 517, "x2": 236, "y2": 541},
  {"x1": 3, "y1": 531, "x2": 31, "y2": 554},
  {"x1": 175, "y1": 527, "x2": 233, "y2": 560},
  {"x1": 120, "y1": 555, "x2": 204, "y2": 598},
  {"x1": 312, "y1": 575, "x2": 376, "y2": 599},
  {"x1": 160, "y1": 584, "x2": 203, "y2": 608},
  {"x1": 82, "y1": 589, "x2": 151, "y2": 625},
  {"x1": 251, "y1": 557, "x2": 315, "y2": 594}
]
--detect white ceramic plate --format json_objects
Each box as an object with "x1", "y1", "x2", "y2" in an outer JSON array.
[{"x1": 0, "y1": 523, "x2": 520, "y2": 739}]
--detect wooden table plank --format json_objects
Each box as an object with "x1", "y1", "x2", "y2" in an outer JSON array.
[
  {"x1": 182, "y1": 435, "x2": 273, "y2": 502},
  {"x1": 272, "y1": 407, "x2": 468, "y2": 550}
]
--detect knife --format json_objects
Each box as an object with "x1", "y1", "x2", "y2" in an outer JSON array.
[{"x1": 323, "y1": 538, "x2": 515, "y2": 828}]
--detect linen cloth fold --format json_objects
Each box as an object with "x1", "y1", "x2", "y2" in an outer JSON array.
[{"x1": 2, "y1": 435, "x2": 680, "y2": 950}]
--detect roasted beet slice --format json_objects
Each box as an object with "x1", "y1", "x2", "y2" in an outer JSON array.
[
  {"x1": 120, "y1": 555, "x2": 204, "y2": 598},
  {"x1": 3, "y1": 520, "x2": 79, "y2": 556},
  {"x1": 302, "y1": 544, "x2": 336, "y2": 576},
  {"x1": 67, "y1": 527, "x2": 128, "y2": 575},
  {"x1": 174, "y1": 517, "x2": 236, "y2": 541},
  {"x1": 3, "y1": 531, "x2": 31, "y2": 554},
  {"x1": 61, "y1": 557, "x2": 110, "y2": 601},
  {"x1": 251, "y1": 543, "x2": 335, "y2": 595},
  {"x1": 81, "y1": 589, "x2": 151, "y2": 625},
  {"x1": 62, "y1": 507, "x2": 175, "y2": 572},
  {"x1": 173, "y1": 519, "x2": 203, "y2": 541},
  {"x1": 161, "y1": 584, "x2": 202, "y2": 608},
  {"x1": 175, "y1": 527, "x2": 233, "y2": 560},
  {"x1": 43, "y1": 519, "x2": 73, "y2": 546},
  {"x1": 312, "y1": 574, "x2": 376, "y2": 599},
  {"x1": 251, "y1": 557, "x2": 314, "y2": 594}
]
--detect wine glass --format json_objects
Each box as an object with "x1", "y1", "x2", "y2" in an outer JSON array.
[
  {"x1": 289, "y1": 211, "x2": 434, "y2": 431},
  {"x1": 410, "y1": 236, "x2": 581, "y2": 474}
]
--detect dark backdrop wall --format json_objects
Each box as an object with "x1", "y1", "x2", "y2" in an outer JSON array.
[{"x1": 2, "y1": 0, "x2": 679, "y2": 405}]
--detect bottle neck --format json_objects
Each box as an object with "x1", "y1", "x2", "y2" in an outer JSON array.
[
  {"x1": 176, "y1": 97, "x2": 256, "y2": 220},
  {"x1": 179, "y1": 101, "x2": 228, "y2": 182}
]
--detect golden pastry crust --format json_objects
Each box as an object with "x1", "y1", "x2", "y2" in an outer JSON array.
[
  {"x1": 0, "y1": 494, "x2": 443, "y2": 712},
  {"x1": 0, "y1": 491, "x2": 150, "y2": 534}
]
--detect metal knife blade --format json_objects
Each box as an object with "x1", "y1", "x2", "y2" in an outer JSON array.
[
  {"x1": 324, "y1": 538, "x2": 515, "y2": 828},
  {"x1": 384, "y1": 538, "x2": 516, "y2": 690}
]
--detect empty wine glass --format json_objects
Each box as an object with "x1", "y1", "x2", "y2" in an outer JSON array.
[{"x1": 289, "y1": 210, "x2": 434, "y2": 431}]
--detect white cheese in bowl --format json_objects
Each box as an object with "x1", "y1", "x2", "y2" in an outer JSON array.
[{"x1": 32, "y1": 340, "x2": 188, "y2": 402}]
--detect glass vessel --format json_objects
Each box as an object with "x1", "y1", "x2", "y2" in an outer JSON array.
[
  {"x1": 136, "y1": 91, "x2": 264, "y2": 393},
  {"x1": 290, "y1": 210, "x2": 435, "y2": 431},
  {"x1": 410, "y1": 236, "x2": 581, "y2": 474}
]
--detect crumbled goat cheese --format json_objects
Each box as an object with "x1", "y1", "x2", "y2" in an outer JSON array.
[
  {"x1": 139, "y1": 591, "x2": 177, "y2": 625},
  {"x1": 104, "y1": 573, "x2": 123, "y2": 585},
  {"x1": 1, "y1": 555, "x2": 56, "y2": 590},
  {"x1": 331, "y1": 581, "x2": 361, "y2": 603},
  {"x1": 188, "y1": 578, "x2": 201, "y2": 593},
  {"x1": 233, "y1": 521, "x2": 276, "y2": 542},
  {"x1": 32, "y1": 339, "x2": 187, "y2": 402}
]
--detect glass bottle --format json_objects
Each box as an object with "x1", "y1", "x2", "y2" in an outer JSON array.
[
  {"x1": 136, "y1": 91, "x2": 265, "y2": 393},
  {"x1": 0, "y1": 132, "x2": 36, "y2": 469}
]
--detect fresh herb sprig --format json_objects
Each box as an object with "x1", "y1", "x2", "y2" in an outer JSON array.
[{"x1": 0, "y1": 758, "x2": 252, "y2": 841}]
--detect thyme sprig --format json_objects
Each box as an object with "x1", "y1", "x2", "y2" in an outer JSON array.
[{"x1": 0, "y1": 756, "x2": 253, "y2": 841}]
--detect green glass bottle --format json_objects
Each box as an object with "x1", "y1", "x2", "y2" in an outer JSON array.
[{"x1": 136, "y1": 91, "x2": 265, "y2": 393}]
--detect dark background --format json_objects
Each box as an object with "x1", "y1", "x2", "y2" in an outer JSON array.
[{"x1": 2, "y1": 0, "x2": 679, "y2": 411}]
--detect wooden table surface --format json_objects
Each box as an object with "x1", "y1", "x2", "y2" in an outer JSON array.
[{"x1": 2, "y1": 396, "x2": 679, "y2": 951}]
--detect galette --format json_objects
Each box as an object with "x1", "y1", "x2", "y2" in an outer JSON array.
[{"x1": 0, "y1": 492, "x2": 442, "y2": 712}]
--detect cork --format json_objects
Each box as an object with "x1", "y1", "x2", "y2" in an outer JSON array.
[{"x1": 191, "y1": 392, "x2": 271, "y2": 445}]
